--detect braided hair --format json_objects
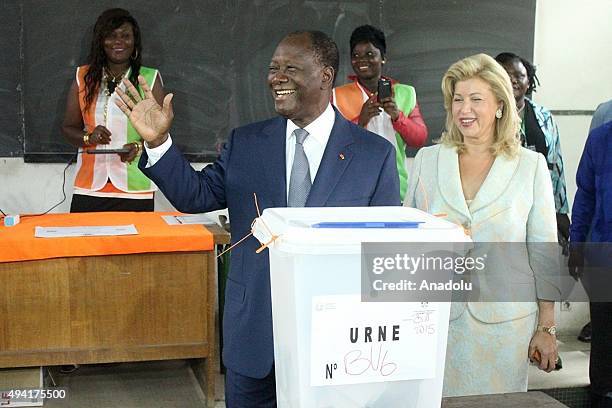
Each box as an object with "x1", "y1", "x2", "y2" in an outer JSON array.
[
  {"x1": 494, "y1": 52, "x2": 540, "y2": 95},
  {"x1": 83, "y1": 8, "x2": 142, "y2": 110}
]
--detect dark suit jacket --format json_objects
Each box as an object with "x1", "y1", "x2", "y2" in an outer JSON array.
[{"x1": 140, "y1": 110, "x2": 400, "y2": 378}]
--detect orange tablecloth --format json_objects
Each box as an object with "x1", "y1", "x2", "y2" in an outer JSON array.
[{"x1": 0, "y1": 212, "x2": 214, "y2": 263}]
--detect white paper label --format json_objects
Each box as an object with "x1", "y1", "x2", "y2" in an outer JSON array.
[{"x1": 310, "y1": 295, "x2": 439, "y2": 386}]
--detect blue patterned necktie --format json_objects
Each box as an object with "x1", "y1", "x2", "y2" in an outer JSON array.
[{"x1": 287, "y1": 128, "x2": 311, "y2": 207}]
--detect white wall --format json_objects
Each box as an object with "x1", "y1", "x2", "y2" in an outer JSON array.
[
  {"x1": 534, "y1": 0, "x2": 612, "y2": 111},
  {"x1": 534, "y1": 0, "x2": 612, "y2": 213},
  {"x1": 0, "y1": 157, "x2": 202, "y2": 215},
  {"x1": 534, "y1": 0, "x2": 612, "y2": 333},
  {"x1": 1, "y1": 159, "x2": 74, "y2": 215}
]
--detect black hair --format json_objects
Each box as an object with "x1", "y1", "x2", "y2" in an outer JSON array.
[
  {"x1": 83, "y1": 8, "x2": 142, "y2": 110},
  {"x1": 494, "y1": 52, "x2": 540, "y2": 94},
  {"x1": 286, "y1": 30, "x2": 339, "y2": 86},
  {"x1": 349, "y1": 25, "x2": 387, "y2": 60}
]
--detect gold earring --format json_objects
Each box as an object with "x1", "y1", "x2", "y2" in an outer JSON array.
[{"x1": 495, "y1": 108, "x2": 503, "y2": 119}]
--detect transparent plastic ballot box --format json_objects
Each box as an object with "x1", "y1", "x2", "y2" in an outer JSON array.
[{"x1": 252, "y1": 207, "x2": 471, "y2": 408}]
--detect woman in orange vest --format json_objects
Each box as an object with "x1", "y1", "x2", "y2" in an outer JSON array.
[
  {"x1": 61, "y1": 8, "x2": 165, "y2": 212},
  {"x1": 332, "y1": 25, "x2": 428, "y2": 201}
]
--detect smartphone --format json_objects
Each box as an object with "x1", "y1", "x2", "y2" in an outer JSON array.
[
  {"x1": 86, "y1": 148, "x2": 130, "y2": 154},
  {"x1": 377, "y1": 78, "x2": 392, "y2": 102}
]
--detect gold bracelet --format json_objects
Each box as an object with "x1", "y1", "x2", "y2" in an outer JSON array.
[
  {"x1": 83, "y1": 132, "x2": 92, "y2": 146},
  {"x1": 536, "y1": 325, "x2": 557, "y2": 336}
]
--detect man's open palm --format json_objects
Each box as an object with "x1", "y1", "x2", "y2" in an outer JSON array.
[{"x1": 115, "y1": 75, "x2": 174, "y2": 144}]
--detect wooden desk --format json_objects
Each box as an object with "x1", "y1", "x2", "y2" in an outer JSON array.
[{"x1": 0, "y1": 216, "x2": 229, "y2": 408}]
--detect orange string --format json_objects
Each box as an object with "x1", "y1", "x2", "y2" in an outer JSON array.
[
  {"x1": 216, "y1": 192, "x2": 281, "y2": 259},
  {"x1": 254, "y1": 192, "x2": 275, "y2": 237},
  {"x1": 216, "y1": 231, "x2": 253, "y2": 259}
]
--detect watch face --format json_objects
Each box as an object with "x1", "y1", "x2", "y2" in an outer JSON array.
[{"x1": 549, "y1": 327, "x2": 557, "y2": 335}]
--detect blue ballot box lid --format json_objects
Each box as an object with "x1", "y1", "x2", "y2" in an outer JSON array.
[
  {"x1": 252, "y1": 206, "x2": 470, "y2": 255},
  {"x1": 311, "y1": 221, "x2": 423, "y2": 229}
]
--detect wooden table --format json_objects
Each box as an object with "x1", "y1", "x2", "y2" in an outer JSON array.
[
  {"x1": 0, "y1": 213, "x2": 229, "y2": 408},
  {"x1": 442, "y1": 391, "x2": 569, "y2": 407}
]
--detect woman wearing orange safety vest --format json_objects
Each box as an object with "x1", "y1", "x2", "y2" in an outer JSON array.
[
  {"x1": 62, "y1": 8, "x2": 165, "y2": 212},
  {"x1": 332, "y1": 25, "x2": 428, "y2": 201}
]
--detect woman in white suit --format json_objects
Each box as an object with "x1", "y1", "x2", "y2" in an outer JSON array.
[{"x1": 404, "y1": 54, "x2": 559, "y2": 396}]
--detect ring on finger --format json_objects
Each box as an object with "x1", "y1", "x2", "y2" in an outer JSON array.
[
  {"x1": 126, "y1": 87, "x2": 142, "y2": 103},
  {"x1": 123, "y1": 96, "x2": 136, "y2": 110}
]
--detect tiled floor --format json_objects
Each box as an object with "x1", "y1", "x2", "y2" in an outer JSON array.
[
  {"x1": 2, "y1": 334, "x2": 589, "y2": 407},
  {"x1": 43, "y1": 360, "x2": 225, "y2": 408}
]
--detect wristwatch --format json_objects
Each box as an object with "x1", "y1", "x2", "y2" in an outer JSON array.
[{"x1": 537, "y1": 325, "x2": 557, "y2": 336}]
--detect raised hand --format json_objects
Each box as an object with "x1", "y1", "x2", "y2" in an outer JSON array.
[{"x1": 115, "y1": 75, "x2": 174, "y2": 148}]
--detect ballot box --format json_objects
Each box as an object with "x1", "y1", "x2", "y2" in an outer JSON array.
[{"x1": 252, "y1": 207, "x2": 471, "y2": 408}]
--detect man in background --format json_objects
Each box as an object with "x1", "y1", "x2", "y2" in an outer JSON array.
[{"x1": 570, "y1": 99, "x2": 612, "y2": 408}]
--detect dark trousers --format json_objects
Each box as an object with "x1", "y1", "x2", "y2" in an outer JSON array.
[
  {"x1": 590, "y1": 302, "x2": 612, "y2": 406},
  {"x1": 70, "y1": 194, "x2": 154, "y2": 213},
  {"x1": 225, "y1": 367, "x2": 276, "y2": 408}
]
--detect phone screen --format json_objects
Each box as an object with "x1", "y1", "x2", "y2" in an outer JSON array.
[{"x1": 377, "y1": 79, "x2": 392, "y2": 102}]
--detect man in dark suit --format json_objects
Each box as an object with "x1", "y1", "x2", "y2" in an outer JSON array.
[{"x1": 116, "y1": 30, "x2": 400, "y2": 407}]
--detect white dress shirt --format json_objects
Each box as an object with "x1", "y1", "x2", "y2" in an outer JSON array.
[
  {"x1": 145, "y1": 103, "x2": 336, "y2": 199},
  {"x1": 144, "y1": 134, "x2": 173, "y2": 166}
]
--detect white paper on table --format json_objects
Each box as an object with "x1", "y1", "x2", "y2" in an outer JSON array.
[
  {"x1": 310, "y1": 295, "x2": 439, "y2": 386},
  {"x1": 162, "y1": 215, "x2": 181, "y2": 225},
  {"x1": 34, "y1": 224, "x2": 138, "y2": 238},
  {"x1": 162, "y1": 214, "x2": 217, "y2": 225}
]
